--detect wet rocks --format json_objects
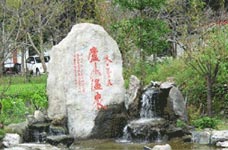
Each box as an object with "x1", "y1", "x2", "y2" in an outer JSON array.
[
  {"x1": 122, "y1": 80, "x2": 190, "y2": 143},
  {"x1": 192, "y1": 129, "x2": 228, "y2": 148},
  {"x1": 160, "y1": 82, "x2": 173, "y2": 89},
  {"x1": 144, "y1": 144, "x2": 172, "y2": 150},
  {"x1": 152, "y1": 144, "x2": 172, "y2": 150},
  {"x1": 46, "y1": 135, "x2": 74, "y2": 147},
  {"x1": 166, "y1": 126, "x2": 186, "y2": 140},
  {"x1": 4, "y1": 122, "x2": 28, "y2": 140},
  {"x1": 4, "y1": 110, "x2": 73, "y2": 148},
  {"x1": 91, "y1": 103, "x2": 128, "y2": 138},
  {"x1": 216, "y1": 141, "x2": 228, "y2": 148},
  {"x1": 211, "y1": 130, "x2": 228, "y2": 145},
  {"x1": 3, "y1": 133, "x2": 22, "y2": 147},
  {"x1": 123, "y1": 118, "x2": 168, "y2": 142},
  {"x1": 192, "y1": 130, "x2": 211, "y2": 144},
  {"x1": 4, "y1": 143, "x2": 62, "y2": 150},
  {"x1": 26, "y1": 122, "x2": 50, "y2": 142},
  {"x1": 49, "y1": 125, "x2": 67, "y2": 136}
]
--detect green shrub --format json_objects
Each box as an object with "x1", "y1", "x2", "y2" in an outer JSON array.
[
  {"x1": 123, "y1": 61, "x2": 157, "y2": 87},
  {"x1": 31, "y1": 85, "x2": 48, "y2": 110},
  {"x1": 176, "y1": 119, "x2": 187, "y2": 128},
  {"x1": 0, "y1": 76, "x2": 48, "y2": 125},
  {"x1": 192, "y1": 117, "x2": 220, "y2": 129},
  {"x1": 0, "y1": 98, "x2": 29, "y2": 125},
  {"x1": 0, "y1": 129, "x2": 5, "y2": 140}
]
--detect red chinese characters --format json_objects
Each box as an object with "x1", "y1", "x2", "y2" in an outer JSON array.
[
  {"x1": 88, "y1": 46, "x2": 107, "y2": 110},
  {"x1": 88, "y1": 46, "x2": 100, "y2": 63},
  {"x1": 94, "y1": 79, "x2": 102, "y2": 90},
  {"x1": 104, "y1": 55, "x2": 113, "y2": 86},
  {"x1": 94, "y1": 92, "x2": 107, "y2": 110},
  {"x1": 73, "y1": 53, "x2": 85, "y2": 93}
]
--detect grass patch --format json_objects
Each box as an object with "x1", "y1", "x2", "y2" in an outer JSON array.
[
  {"x1": 0, "y1": 75, "x2": 47, "y2": 85},
  {"x1": 0, "y1": 75, "x2": 47, "y2": 125}
]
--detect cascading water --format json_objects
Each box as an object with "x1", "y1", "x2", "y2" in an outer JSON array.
[
  {"x1": 140, "y1": 87, "x2": 160, "y2": 118},
  {"x1": 120, "y1": 83, "x2": 167, "y2": 143}
]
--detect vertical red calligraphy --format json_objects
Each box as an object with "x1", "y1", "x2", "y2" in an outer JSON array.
[
  {"x1": 73, "y1": 53, "x2": 85, "y2": 93},
  {"x1": 104, "y1": 55, "x2": 113, "y2": 87},
  {"x1": 94, "y1": 92, "x2": 107, "y2": 110},
  {"x1": 88, "y1": 46, "x2": 107, "y2": 110}
]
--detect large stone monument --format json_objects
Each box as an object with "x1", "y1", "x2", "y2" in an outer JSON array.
[{"x1": 47, "y1": 23, "x2": 125, "y2": 138}]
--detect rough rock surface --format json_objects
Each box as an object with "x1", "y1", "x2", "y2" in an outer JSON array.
[
  {"x1": 125, "y1": 75, "x2": 141, "y2": 109},
  {"x1": 4, "y1": 122, "x2": 28, "y2": 139},
  {"x1": 125, "y1": 75, "x2": 141, "y2": 119},
  {"x1": 47, "y1": 23, "x2": 125, "y2": 138},
  {"x1": 192, "y1": 130, "x2": 228, "y2": 145},
  {"x1": 4, "y1": 143, "x2": 62, "y2": 150},
  {"x1": 216, "y1": 141, "x2": 228, "y2": 148},
  {"x1": 167, "y1": 87, "x2": 187, "y2": 121},
  {"x1": 160, "y1": 82, "x2": 173, "y2": 89},
  {"x1": 46, "y1": 135, "x2": 74, "y2": 147},
  {"x1": 124, "y1": 118, "x2": 168, "y2": 142},
  {"x1": 34, "y1": 110, "x2": 46, "y2": 122},
  {"x1": 191, "y1": 130, "x2": 211, "y2": 144},
  {"x1": 152, "y1": 144, "x2": 172, "y2": 150},
  {"x1": 211, "y1": 130, "x2": 228, "y2": 145},
  {"x1": 91, "y1": 103, "x2": 127, "y2": 138},
  {"x1": 3, "y1": 133, "x2": 22, "y2": 147}
]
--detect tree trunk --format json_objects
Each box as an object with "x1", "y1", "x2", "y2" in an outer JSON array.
[
  {"x1": 39, "y1": 53, "x2": 47, "y2": 73},
  {"x1": 38, "y1": 14, "x2": 47, "y2": 73},
  {"x1": 206, "y1": 75, "x2": 213, "y2": 117},
  {"x1": 0, "y1": 52, "x2": 4, "y2": 76},
  {"x1": 0, "y1": 60, "x2": 4, "y2": 76},
  {"x1": 21, "y1": 49, "x2": 25, "y2": 76}
]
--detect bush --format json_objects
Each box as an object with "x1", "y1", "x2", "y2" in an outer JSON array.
[
  {"x1": 0, "y1": 98, "x2": 29, "y2": 125},
  {"x1": 0, "y1": 76, "x2": 48, "y2": 125},
  {"x1": 176, "y1": 119, "x2": 187, "y2": 128},
  {"x1": 192, "y1": 117, "x2": 220, "y2": 129}
]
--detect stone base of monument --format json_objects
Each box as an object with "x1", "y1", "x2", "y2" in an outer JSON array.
[
  {"x1": 4, "y1": 110, "x2": 74, "y2": 148},
  {"x1": 90, "y1": 103, "x2": 128, "y2": 138}
]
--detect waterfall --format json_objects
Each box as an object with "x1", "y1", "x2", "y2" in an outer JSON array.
[
  {"x1": 119, "y1": 83, "x2": 167, "y2": 143},
  {"x1": 140, "y1": 87, "x2": 159, "y2": 118}
]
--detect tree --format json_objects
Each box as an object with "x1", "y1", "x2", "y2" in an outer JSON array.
[
  {"x1": 186, "y1": 24, "x2": 228, "y2": 117},
  {"x1": 20, "y1": 0, "x2": 64, "y2": 74},
  {"x1": 0, "y1": 0, "x2": 21, "y2": 76},
  {"x1": 113, "y1": 0, "x2": 169, "y2": 58},
  {"x1": 113, "y1": 0, "x2": 170, "y2": 84},
  {"x1": 163, "y1": 0, "x2": 206, "y2": 56}
]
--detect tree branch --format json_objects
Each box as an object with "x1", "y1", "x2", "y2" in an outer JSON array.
[{"x1": 27, "y1": 32, "x2": 40, "y2": 55}]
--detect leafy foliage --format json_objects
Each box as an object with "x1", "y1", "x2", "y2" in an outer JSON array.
[
  {"x1": 176, "y1": 119, "x2": 187, "y2": 128},
  {"x1": 192, "y1": 117, "x2": 220, "y2": 129},
  {"x1": 0, "y1": 98, "x2": 28, "y2": 124},
  {"x1": 114, "y1": 0, "x2": 166, "y2": 11},
  {"x1": 149, "y1": 47, "x2": 227, "y2": 118},
  {"x1": 113, "y1": 0, "x2": 169, "y2": 56},
  {"x1": 0, "y1": 76, "x2": 47, "y2": 125},
  {"x1": 184, "y1": 25, "x2": 228, "y2": 116},
  {"x1": 113, "y1": 0, "x2": 170, "y2": 85}
]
